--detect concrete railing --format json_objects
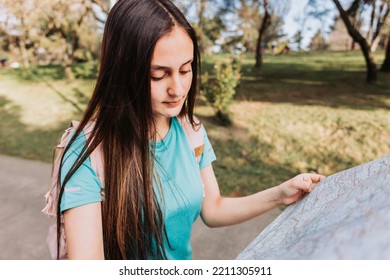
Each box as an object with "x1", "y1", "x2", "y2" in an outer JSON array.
[{"x1": 237, "y1": 155, "x2": 390, "y2": 260}]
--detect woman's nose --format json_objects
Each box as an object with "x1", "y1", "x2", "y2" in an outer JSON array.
[{"x1": 167, "y1": 74, "x2": 184, "y2": 96}]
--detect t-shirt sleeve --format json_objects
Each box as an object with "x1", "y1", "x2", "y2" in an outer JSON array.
[
  {"x1": 199, "y1": 125, "x2": 217, "y2": 170},
  {"x1": 60, "y1": 132, "x2": 102, "y2": 212}
]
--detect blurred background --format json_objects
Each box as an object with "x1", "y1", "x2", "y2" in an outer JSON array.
[{"x1": 0, "y1": 0, "x2": 389, "y2": 259}]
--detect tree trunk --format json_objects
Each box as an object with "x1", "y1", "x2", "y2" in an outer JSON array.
[
  {"x1": 19, "y1": 39, "x2": 30, "y2": 68},
  {"x1": 197, "y1": 0, "x2": 207, "y2": 55},
  {"x1": 381, "y1": 35, "x2": 390, "y2": 72},
  {"x1": 370, "y1": 3, "x2": 390, "y2": 52},
  {"x1": 63, "y1": 50, "x2": 75, "y2": 81},
  {"x1": 333, "y1": 0, "x2": 377, "y2": 83},
  {"x1": 255, "y1": 0, "x2": 270, "y2": 69},
  {"x1": 360, "y1": 41, "x2": 378, "y2": 82},
  {"x1": 370, "y1": 35, "x2": 381, "y2": 52}
]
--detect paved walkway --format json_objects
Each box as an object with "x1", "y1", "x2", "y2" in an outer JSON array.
[{"x1": 0, "y1": 154, "x2": 280, "y2": 260}]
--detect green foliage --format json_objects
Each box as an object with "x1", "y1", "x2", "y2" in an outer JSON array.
[
  {"x1": 72, "y1": 60, "x2": 98, "y2": 80},
  {"x1": 200, "y1": 15, "x2": 226, "y2": 45},
  {"x1": 0, "y1": 65, "x2": 60, "y2": 81},
  {"x1": 200, "y1": 56, "x2": 241, "y2": 125},
  {"x1": 72, "y1": 51, "x2": 98, "y2": 79},
  {"x1": 1, "y1": 61, "x2": 98, "y2": 81}
]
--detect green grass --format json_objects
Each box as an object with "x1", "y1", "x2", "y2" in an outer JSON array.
[
  {"x1": 0, "y1": 65, "x2": 95, "y2": 161},
  {"x1": 196, "y1": 50, "x2": 390, "y2": 195},
  {"x1": 1, "y1": 51, "x2": 389, "y2": 196}
]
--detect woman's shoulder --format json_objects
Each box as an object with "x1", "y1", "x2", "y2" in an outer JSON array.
[
  {"x1": 176, "y1": 115, "x2": 202, "y2": 132},
  {"x1": 66, "y1": 121, "x2": 97, "y2": 152}
]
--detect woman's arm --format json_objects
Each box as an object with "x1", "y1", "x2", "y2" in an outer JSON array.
[
  {"x1": 200, "y1": 164, "x2": 324, "y2": 228},
  {"x1": 64, "y1": 202, "x2": 105, "y2": 259}
]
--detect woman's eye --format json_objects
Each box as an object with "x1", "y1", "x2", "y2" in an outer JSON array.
[
  {"x1": 151, "y1": 76, "x2": 164, "y2": 81},
  {"x1": 151, "y1": 72, "x2": 166, "y2": 81},
  {"x1": 180, "y1": 69, "x2": 192, "y2": 74}
]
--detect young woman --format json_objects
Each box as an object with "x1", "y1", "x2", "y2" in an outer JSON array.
[{"x1": 58, "y1": 0, "x2": 324, "y2": 260}]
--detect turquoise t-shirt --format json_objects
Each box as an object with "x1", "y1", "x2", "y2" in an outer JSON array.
[{"x1": 60, "y1": 117, "x2": 216, "y2": 259}]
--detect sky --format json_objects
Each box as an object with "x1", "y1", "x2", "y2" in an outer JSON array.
[
  {"x1": 284, "y1": 0, "x2": 310, "y2": 36},
  {"x1": 0, "y1": 0, "x2": 338, "y2": 51},
  {"x1": 282, "y1": 0, "x2": 337, "y2": 50}
]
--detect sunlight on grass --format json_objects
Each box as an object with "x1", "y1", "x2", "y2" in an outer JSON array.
[
  {"x1": 0, "y1": 73, "x2": 94, "y2": 129},
  {"x1": 0, "y1": 67, "x2": 95, "y2": 161},
  {"x1": 196, "y1": 50, "x2": 389, "y2": 195}
]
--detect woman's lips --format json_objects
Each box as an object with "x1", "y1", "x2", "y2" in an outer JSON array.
[{"x1": 163, "y1": 99, "x2": 181, "y2": 107}]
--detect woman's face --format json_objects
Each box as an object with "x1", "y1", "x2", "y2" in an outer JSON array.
[{"x1": 150, "y1": 26, "x2": 194, "y2": 123}]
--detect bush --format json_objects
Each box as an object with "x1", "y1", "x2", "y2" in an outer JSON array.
[
  {"x1": 72, "y1": 60, "x2": 98, "y2": 79},
  {"x1": 200, "y1": 56, "x2": 241, "y2": 125},
  {"x1": 72, "y1": 52, "x2": 98, "y2": 79}
]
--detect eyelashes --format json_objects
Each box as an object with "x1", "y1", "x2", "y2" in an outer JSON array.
[
  {"x1": 151, "y1": 76, "x2": 164, "y2": 81},
  {"x1": 151, "y1": 70, "x2": 192, "y2": 81}
]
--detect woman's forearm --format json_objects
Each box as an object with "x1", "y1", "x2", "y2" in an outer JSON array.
[{"x1": 201, "y1": 185, "x2": 283, "y2": 228}]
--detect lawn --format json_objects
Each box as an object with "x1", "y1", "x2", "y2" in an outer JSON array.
[
  {"x1": 0, "y1": 65, "x2": 94, "y2": 162},
  {"x1": 198, "y1": 50, "x2": 390, "y2": 195},
  {"x1": 1, "y1": 50, "x2": 389, "y2": 195}
]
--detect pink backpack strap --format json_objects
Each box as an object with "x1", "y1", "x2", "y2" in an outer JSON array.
[
  {"x1": 43, "y1": 120, "x2": 103, "y2": 210},
  {"x1": 43, "y1": 120, "x2": 80, "y2": 217},
  {"x1": 178, "y1": 116, "x2": 206, "y2": 197},
  {"x1": 82, "y1": 122, "x2": 105, "y2": 200},
  {"x1": 42, "y1": 120, "x2": 104, "y2": 260},
  {"x1": 178, "y1": 116, "x2": 205, "y2": 163}
]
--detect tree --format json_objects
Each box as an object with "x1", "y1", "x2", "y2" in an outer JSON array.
[
  {"x1": 250, "y1": 0, "x2": 290, "y2": 68},
  {"x1": 40, "y1": 0, "x2": 100, "y2": 80},
  {"x1": 292, "y1": 4, "x2": 311, "y2": 52},
  {"x1": 255, "y1": 0, "x2": 270, "y2": 68},
  {"x1": 332, "y1": 0, "x2": 379, "y2": 83},
  {"x1": 233, "y1": 0, "x2": 262, "y2": 52},
  {"x1": 90, "y1": 0, "x2": 112, "y2": 24},
  {"x1": 196, "y1": 0, "x2": 208, "y2": 54},
  {"x1": 341, "y1": 0, "x2": 390, "y2": 52},
  {"x1": 0, "y1": 0, "x2": 42, "y2": 68},
  {"x1": 195, "y1": 0, "x2": 229, "y2": 55},
  {"x1": 328, "y1": 1, "x2": 390, "y2": 51},
  {"x1": 381, "y1": 34, "x2": 390, "y2": 71},
  {"x1": 365, "y1": 0, "x2": 390, "y2": 52},
  {"x1": 293, "y1": 30, "x2": 304, "y2": 51},
  {"x1": 173, "y1": 0, "x2": 233, "y2": 55},
  {"x1": 171, "y1": 0, "x2": 193, "y2": 14},
  {"x1": 307, "y1": 0, "x2": 333, "y2": 51},
  {"x1": 0, "y1": 0, "x2": 107, "y2": 79}
]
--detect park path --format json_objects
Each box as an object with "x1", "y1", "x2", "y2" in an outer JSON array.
[{"x1": 0, "y1": 154, "x2": 279, "y2": 260}]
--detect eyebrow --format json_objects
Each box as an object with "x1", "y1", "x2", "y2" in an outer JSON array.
[{"x1": 151, "y1": 58, "x2": 193, "y2": 70}]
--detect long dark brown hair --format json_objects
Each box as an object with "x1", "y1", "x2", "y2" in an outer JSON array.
[{"x1": 57, "y1": 0, "x2": 200, "y2": 259}]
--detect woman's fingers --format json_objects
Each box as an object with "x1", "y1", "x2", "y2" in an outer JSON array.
[{"x1": 298, "y1": 173, "x2": 326, "y2": 192}]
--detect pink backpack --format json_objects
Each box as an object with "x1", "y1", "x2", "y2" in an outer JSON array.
[{"x1": 42, "y1": 117, "x2": 204, "y2": 259}]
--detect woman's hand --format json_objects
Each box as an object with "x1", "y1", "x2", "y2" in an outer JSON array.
[{"x1": 277, "y1": 173, "x2": 325, "y2": 206}]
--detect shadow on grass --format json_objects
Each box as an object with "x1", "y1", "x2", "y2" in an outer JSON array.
[
  {"x1": 0, "y1": 96, "x2": 70, "y2": 163},
  {"x1": 0, "y1": 66, "x2": 91, "y2": 114},
  {"x1": 203, "y1": 57, "x2": 390, "y2": 111},
  {"x1": 41, "y1": 81, "x2": 85, "y2": 114},
  {"x1": 72, "y1": 87, "x2": 91, "y2": 107},
  {"x1": 210, "y1": 136, "x2": 296, "y2": 196},
  {"x1": 206, "y1": 128, "x2": 364, "y2": 197}
]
